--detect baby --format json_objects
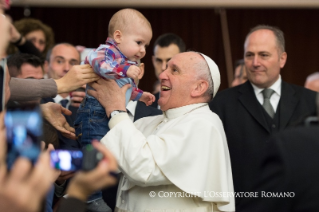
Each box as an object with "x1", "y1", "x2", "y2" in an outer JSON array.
[{"x1": 74, "y1": 8, "x2": 153, "y2": 211}]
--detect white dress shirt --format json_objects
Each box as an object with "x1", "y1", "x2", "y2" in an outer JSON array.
[
  {"x1": 126, "y1": 100, "x2": 137, "y2": 121},
  {"x1": 53, "y1": 94, "x2": 71, "y2": 109},
  {"x1": 251, "y1": 75, "x2": 282, "y2": 112}
]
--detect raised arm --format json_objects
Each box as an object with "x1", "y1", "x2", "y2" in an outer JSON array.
[
  {"x1": 10, "y1": 77, "x2": 57, "y2": 101},
  {"x1": 10, "y1": 65, "x2": 99, "y2": 101},
  {"x1": 88, "y1": 78, "x2": 170, "y2": 186}
]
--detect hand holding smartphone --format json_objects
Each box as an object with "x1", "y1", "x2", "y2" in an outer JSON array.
[
  {"x1": 5, "y1": 103, "x2": 42, "y2": 169},
  {"x1": 50, "y1": 144, "x2": 103, "y2": 172}
]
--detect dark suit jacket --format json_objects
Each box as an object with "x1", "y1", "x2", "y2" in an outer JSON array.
[
  {"x1": 41, "y1": 97, "x2": 80, "y2": 150},
  {"x1": 150, "y1": 92, "x2": 160, "y2": 109},
  {"x1": 102, "y1": 101, "x2": 162, "y2": 210},
  {"x1": 241, "y1": 125, "x2": 319, "y2": 212},
  {"x1": 209, "y1": 81, "x2": 317, "y2": 210},
  {"x1": 57, "y1": 197, "x2": 86, "y2": 212}
]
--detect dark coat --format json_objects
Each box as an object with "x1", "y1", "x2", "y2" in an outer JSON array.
[
  {"x1": 41, "y1": 97, "x2": 80, "y2": 150},
  {"x1": 240, "y1": 125, "x2": 319, "y2": 212},
  {"x1": 209, "y1": 80, "x2": 317, "y2": 210},
  {"x1": 150, "y1": 92, "x2": 160, "y2": 109}
]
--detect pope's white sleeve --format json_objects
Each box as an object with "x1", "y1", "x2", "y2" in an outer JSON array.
[{"x1": 100, "y1": 114, "x2": 171, "y2": 187}]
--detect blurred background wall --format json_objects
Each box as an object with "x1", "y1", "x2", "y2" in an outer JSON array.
[{"x1": 7, "y1": 2, "x2": 319, "y2": 92}]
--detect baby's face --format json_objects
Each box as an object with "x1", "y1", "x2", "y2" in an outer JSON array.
[{"x1": 117, "y1": 24, "x2": 152, "y2": 62}]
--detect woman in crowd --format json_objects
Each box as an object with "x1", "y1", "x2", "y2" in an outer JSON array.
[{"x1": 7, "y1": 18, "x2": 55, "y2": 58}]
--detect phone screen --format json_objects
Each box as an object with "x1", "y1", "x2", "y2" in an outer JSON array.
[
  {"x1": 50, "y1": 150, "x2": 83, "y2": 171},
  {"x1": 5, "y1": 104, "x2": 42, "y2": 169}
]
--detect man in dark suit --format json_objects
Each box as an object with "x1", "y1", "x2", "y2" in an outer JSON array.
[
  {"x1": 210, "y1": 25, "x2": 317, "y2": 210},
  {"x1": 150, "y1": 33, "x2": 186, "y2": 109},
  {"x1": 41, "y1": 97, "x2": 79, "y2": 149},
  {"x1": 42, "y1": 43, "x2": 81, "y2": 150},
  {"x1": 42, "y1": 43, "x2": 82, "y2": 211},
  {"x1": 241, "y1": 120, "x2": 319, "y2": 212}
]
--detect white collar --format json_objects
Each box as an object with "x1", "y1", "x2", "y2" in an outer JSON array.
[
  {"x1": 163, "y1": 103, "x2": 208, "y2": 120},
  {"x1": 126, "y1": 100, "x2": 137, "y2": 117},
  {"x1": 251, "y1": 75, "x2": 282, "y2": 97},
  {"x1": 53, "y1": 94, "x2": 71, "y2": 103}
]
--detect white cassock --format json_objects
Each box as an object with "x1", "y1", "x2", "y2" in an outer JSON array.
[{"x1": 101, "y1": 103, "x2": 235, "y2": 212}]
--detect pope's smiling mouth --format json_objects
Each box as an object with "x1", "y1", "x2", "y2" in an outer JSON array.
[{"x1": 161, "y1": 86, "x2": 171, "y2": 91}]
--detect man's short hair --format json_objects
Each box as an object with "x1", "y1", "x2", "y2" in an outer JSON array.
[
  {"x1": 153, "y1": 33, "x2": 186, "y2": 55},
  {"x1": 246, "y1": 25, "x2": 285, "y2": 53},
  {"x1": 7, "y1": 53, "x2": 43, "y2": 77},
  {"x1": 45, "y1": 43, "x2": 79, "y2": 62}
]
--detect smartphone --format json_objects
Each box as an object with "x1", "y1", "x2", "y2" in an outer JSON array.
[
  {"x1": 50, "y1": 145, "x2": 103, "y2": 171},
  {"x1": 5, "y1": 104, "x2": 42, "y2": 169},
  {"x1": 0, "y1": 58, "x2": 6, "y2": 112},
  {"x1": 50, "y1": 150, "x2": 83, "y2": 171}
]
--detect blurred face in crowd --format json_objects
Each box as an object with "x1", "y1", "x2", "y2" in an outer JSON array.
[
  {"x1": 16, "y1": 63, "x2": 43, "y2": 103},
  {"x1": 244, "y1": 29, "x2": 287, "y2": 88},
  {"x1": 231, "y1": 64, "x2": 247, "y2": 87},
  {"x1": 305, "y1": 79, "x2": 319, "y2": 92},
  {"x1": 158, "y1": 52, "x2": 203, "y2": 111},
  {"x1": 46, "y1": 44, "x2": 80, "y2": 80},
  {"x1": 152, "y1": 44, "x2": 181, "y2": 79},
  {"x1": 17, "y1": 63, "x2": 44, "y2": 79},
  {"x1": 25, "y1": 30, "x2": 46, "y2": 53}
]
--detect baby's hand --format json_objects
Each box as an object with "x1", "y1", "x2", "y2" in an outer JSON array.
[
  {"x1": 127, "y1": 65, "x2": 140, "y2": 80},
  {"x1": 139, "y1": 92, "x2": 155, "y2": 106}
]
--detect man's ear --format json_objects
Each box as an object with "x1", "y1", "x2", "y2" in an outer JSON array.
[
  {"x1": 113, "y1": 30, "x2": 123, "y2": 44},
  {"x1": 279, "y1": 51, "x2": 287, "y2": 68},
  {"x1": 191, "y1": 80, "x2": 209, "y2": 97},
  {"x1": 138, "y1": 63, "x2": 145, "y2": 80}
]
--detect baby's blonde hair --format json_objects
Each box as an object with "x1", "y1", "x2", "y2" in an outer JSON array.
[{"x1": 108, "y1": 8, "x2": 151, "y2": 37}]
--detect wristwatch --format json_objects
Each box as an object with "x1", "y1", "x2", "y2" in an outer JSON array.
[{"x1": 110, "y1": 110, "x2": 127, "y2": 118}]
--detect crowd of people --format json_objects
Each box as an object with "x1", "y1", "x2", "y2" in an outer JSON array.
[{"x1": 1, "y1": 1, "x2": 319, "y2": 212}]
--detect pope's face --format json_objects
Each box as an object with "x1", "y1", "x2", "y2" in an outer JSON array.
[
  {"x1": 158, "y1": 52, "x2": 199, "y2": 111},
  {"x1": 244, "y1": 29, "x2": 287, "y2": 88}
]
